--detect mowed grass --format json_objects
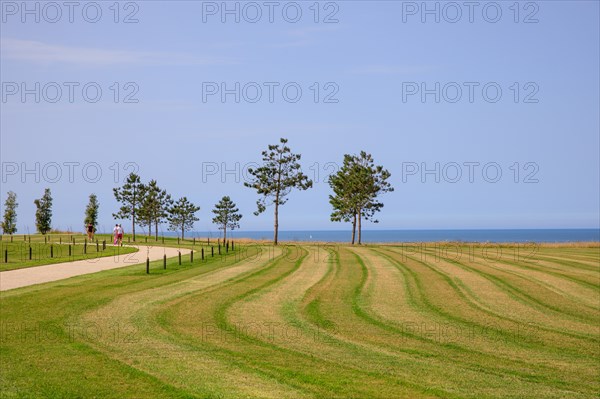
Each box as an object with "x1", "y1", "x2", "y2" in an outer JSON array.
[{"x1": 0, "y1": 243, "x2": 598, "y2": 398}]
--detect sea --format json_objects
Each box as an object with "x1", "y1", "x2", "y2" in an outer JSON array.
[{"x1": 165, "y1": 229, "x2": 600, "y2": 243}]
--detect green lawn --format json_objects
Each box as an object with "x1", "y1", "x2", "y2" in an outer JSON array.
[
  {"x1": 0, "y1": 243, "x2": 598, "y2": 398},
  {"x1": 0, "y1": 239, "x2": 138, "y2": 271}
]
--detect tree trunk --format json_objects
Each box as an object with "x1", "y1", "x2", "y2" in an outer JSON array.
[
  {"x1": 132, "y1": 209, "x2": 136, "y2": 241},
  {"x1": 351, "y1": 213, "x2": 356, "y2": 245},
  {"x1": 274, "y1": 201, "x2": 279, "y2": 246},
  {"x1": 357, "y1": 209, "x2": 362, "y2": 245},
  {"x1": 155, "y1": 220, "x2": 159, "y2": 240},
  {"x1": 223, "y1": 226, "x2": 227, "y2": 243},
  {"x1": 148, "y1": 219, "x2": 152, "y2": 237},
  {"x1": 181, "y1": 225, "x2": 185, "y2": 240}
]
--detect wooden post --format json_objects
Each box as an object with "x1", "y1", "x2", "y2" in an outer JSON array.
[
  {"x1": 96, "y1": 241, "x2": 99, "y2": 252},
  {"x1": 190, "y1": 250, "x2": 194, "y2": 263},
  {"x1": 218, "y1": 243, "x2": 221, "y2": 255},
  {"x1": 178, "y1": 251, "x2": 181, "y2": 265},
  {"x1": 4, "y1": 249, "x2": 7, "y2": 263},
  {"x1": 103, "y1": 240, "x2": 106, "y2": 250},
  {"x1": 207, "y1": 238, "x2": 210, "y2": 245},
  {"x1": 211, "y1": 246, "x2": 214, "y2": 257},
  {"x1": 29, "y1": 246, "x2": 32, "y2": 260},
  {"x1": 146, "y1": 257, "x2": 150, "y2": 274},
  {"x1": 232, "y1": 241, "x2": 234, "y2": 250},
  {"x1": 226, "y1": 241, "x2": 229, "y2": 253},
  {"x1": 201, "y1": 248, "x2": 204, "y2": 260},
  {"x1": 50, "y1": 245, "x2": 53, "y2": 258},
  {"x1": 69, "y1": 244, "x2": 71, "y2": 257},
  {"x1": 59, "y1": 237, "x2": 62, "y2": 244},
  {"x1": 44, "y1": 236, "x2": 47, "y2": 244},
  {"x1": 84, "y1": 241, "x2": 87, "y2": 254},
  {"x1": 163, "y1": 254, "x2": 167, "y2": 269}
]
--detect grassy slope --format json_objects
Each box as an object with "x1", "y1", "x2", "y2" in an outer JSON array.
[
  {"x1": 0, "y1": 242, "x2": 138, "y2": 271},
  {"x1": 0, "y1": 244, "x2": 598, "y2": 398}
]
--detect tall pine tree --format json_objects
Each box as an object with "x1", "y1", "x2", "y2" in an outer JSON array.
[
  {"x1": 1, "y1": 191, "x2": 18, "y2": 235},
  {"x1": 84, "y1": 193, "x2": 100, "y2": 231},
  {"x1": 34, "y1": 188, "x2": 53, "y2": 235},
  {"x1": 244, "y1": 138, "x2": 312, "y2": 245},
  {"x1": 113, "y1": 173, "x2": 144, "y2": 241},
  {"x1": 167, "y1": 197, "x2": 200, "y2": 240},
  {"x1": 212, "y1": 196, "x2": 242, "y2": 242}
]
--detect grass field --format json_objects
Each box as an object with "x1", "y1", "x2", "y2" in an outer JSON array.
[{"x1": 0, "y1": 242, "x2": 598, "y2": 398}]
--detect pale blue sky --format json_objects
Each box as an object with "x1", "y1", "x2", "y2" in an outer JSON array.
[{"x1": 1, "y1": 1, "x2": 599, "y2": 233}]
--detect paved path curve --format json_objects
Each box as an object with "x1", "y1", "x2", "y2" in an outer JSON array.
[{"x1": 0, "y1": 245, "x2": 183, "y2": 291}]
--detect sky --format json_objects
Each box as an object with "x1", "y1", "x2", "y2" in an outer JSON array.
[{"x1": 1, "y1": 0, "x2": 599, "y2": 234}]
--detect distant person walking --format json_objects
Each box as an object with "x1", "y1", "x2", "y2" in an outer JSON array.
[
  {"x1": 117, "y1": 224, "x2": 124, "y2": 246},
  {"x1": 86, "y1": 223, "x2": 95, "y2": 241},
  {"x1": 113, "y1": 224, "x2": 119, "y2": 246}
]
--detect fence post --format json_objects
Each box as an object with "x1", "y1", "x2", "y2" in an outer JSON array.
[
  {"x1": 201, "y1": 248, "x2": 204, "y2": 261},
  {"x1": 163, "y1": 254, "x2": 167, "y2": 269},
  {"x1": 50, "y1": 245, "x2": 53, "y2": 258},
  {"x1": 146, "y1": 257, "x2": 150, "y2": 274},
  {"x1": 4, "y1": 249, "x2": 7, "y2": 263},
  {"x1": 211, "y1": 246, "x2": 214, "y2": 257},
  {"x1": 190, "y1": 250, "x2": 194, "y2": 263},
  {"x1": 84, "y1": 241, "x2": 87, "y2": 254},
  {"x1": 69, "y1": 244, "x2": 71, "y2": 257},
  {"x1": 29, "y1": 246, "x2": 32, "y2": 260},
  {"x1": 178, "y1": 251, "x2": 181, "y2": 265}
]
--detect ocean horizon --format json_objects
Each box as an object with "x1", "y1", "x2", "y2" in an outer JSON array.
[{"x1": 159, "y1": 229, "x2": 600, "y2": 243}]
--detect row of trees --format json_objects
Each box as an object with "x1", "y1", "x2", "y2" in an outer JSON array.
[
  {"x1": 2, "y1": 138, "x2": 393, "y2": 245},
  {"x1": 1, "y1": 187, "x2": 242, "y2": 243},
  {"x1": 112, "y1": 174, "x2": 242, "y2": 241}
]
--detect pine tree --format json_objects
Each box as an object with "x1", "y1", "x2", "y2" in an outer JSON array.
[
  {"x1": 1, "y1": 191, "x2": 18, "y2": 235},
  {"x1": 113, "y1": 173, "x2": 144, "y2": 241},
  {"x1": 212, "y1": 196, "x2": 242, "y2": 242},
  {"x1": 329, "y1": 152, "x2": 393, "y2": 244},
  {"x1": 167, "y1": 197, "x2": 200, "y2": 240},
  {"x1": 34, "y1": 188, "x2": 53, "y2": 235},
  {"x1": 138, "y1": 180, "x2": 172, "y2": 239},
  {"x1": 244, "y1": 138, "x2": 312, "y2": 245},
  {"x1": 84, "y1": 193, "x2": 100, "y2": 231}
]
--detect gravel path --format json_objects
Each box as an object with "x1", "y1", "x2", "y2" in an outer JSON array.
[{"x1": 0, "y1": 245, "x2": 183, "y2": 291}]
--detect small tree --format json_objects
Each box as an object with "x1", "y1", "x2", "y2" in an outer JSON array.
[
  {"x1": 84, "y1": 193, "x2": 100, "y2": 232},
  {"x1": 212, "y1": 196, "x2": 242, "y2": 242},
  {"x1": 167, "y1": 197, "x2": 200, "y2": 240},
  {"x1": 244, "y1": 138, "x2": 312, "y2": 245},
  {"x1": 113, "y1": 173, "x2": 144, "y2": 241},
  {"x1": 1, "y1": 191, "x2": 18, "y2": 235},
  {"x1": 34, "y1": 188, "x2": 53, "y2": 235}
]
